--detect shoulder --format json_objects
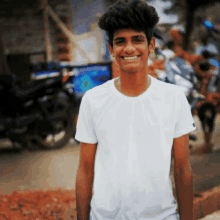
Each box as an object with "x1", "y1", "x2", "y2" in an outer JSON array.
[
  {"x1": 82, "y1": 79, "x2": 113, "y2": 103},
  {"x1": 151, "y1": 76, "x2": 182, "y2": 94},
  {"x1": 150, "y1": 76, "x2": 185, "y2": 105}
]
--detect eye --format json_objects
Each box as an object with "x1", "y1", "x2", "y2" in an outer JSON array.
[
  {"x1": 115, "y1": 40, "x2": 124, "y2": 45},
  {"x1": 133, "y1": 38, "x2": 143, "y2": 42}
]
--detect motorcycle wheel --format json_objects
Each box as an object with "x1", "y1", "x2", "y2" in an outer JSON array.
[{"x1": 33, "y1": 91, "x2": 77, "y2": 150}]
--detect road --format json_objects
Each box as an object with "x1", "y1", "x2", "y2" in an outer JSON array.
[
  {"x1": 0, "y1": 139, "x2": 80, "y2": 195},
  {"x1": 0, "y1": 114, "x2": 220, "y2": 196}
]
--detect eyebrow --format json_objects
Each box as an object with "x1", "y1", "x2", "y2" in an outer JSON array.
[{"x1": 113, "y1": 35, "x2": 145, "y2": 41}]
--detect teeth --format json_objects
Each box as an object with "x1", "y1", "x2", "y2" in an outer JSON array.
[{"x1": 123, "y1": 56, "x2": 138, "y2": 60}]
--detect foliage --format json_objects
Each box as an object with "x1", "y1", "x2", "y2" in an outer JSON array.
[
  {"x1": 161, "y1": 0, "x2": 219, "y2": 14},
  {"x1": 160, "y1": 0, "x2": 220, "y2": 50}
]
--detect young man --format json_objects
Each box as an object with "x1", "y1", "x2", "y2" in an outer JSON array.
[{"x1": 75, "y1": 0, "x2": 196, "y2": 220}]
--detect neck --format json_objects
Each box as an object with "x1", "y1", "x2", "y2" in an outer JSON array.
[{"x1": 115, "y1": 68, "x2": 151, "y2": 97}]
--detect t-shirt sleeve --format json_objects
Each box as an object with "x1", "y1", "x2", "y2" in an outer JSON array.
[
  {"x1": 174, "y1": 88, "x2": 196, "y2": 138},
  {"x1": 75, "y1": 92, "x2": 98, "y2": 144}
]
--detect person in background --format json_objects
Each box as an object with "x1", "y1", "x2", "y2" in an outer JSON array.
[
  {"x1": 169, "y1": 25, "x2": 184, "y2": 53},
  {"x1": 162, "y1": 40, "x2": 176, "y2": 60},
  {"x1": 75, "y1": 1, "x2": 196, "y2": 220},
  {"x1": 195, "y1": 29, "x2": 219, "y2": 58}
]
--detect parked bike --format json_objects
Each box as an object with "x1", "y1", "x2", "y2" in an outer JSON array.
[{"x1": 0, "y1": 64, "x2": 78, "y2": 151}]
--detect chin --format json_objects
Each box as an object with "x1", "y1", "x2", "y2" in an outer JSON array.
[
  {"x1": 121, "y1": 65, "x2": 138, "y2": 71},
  {"x1": 122, "y1": 66, "x2": 143, "y2": 74},
  {"x1": 121, "y1": 68, "x2": 138, "y2": 74}
]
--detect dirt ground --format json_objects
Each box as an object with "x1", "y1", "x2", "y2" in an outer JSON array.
[
  {"x1": 170, "y1": 113, "x2": 220, "y2": 197},
  {"x1": 0, "y1": 114, "x2": 220, "y2": 219}
]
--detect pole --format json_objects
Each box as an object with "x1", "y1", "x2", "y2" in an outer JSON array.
[
  {"x1": 42, "y1": 0, "x2": 52, "y2": 62},
  {"x1": 47, "y1": 5, "x2": 92, "y2": 63}
]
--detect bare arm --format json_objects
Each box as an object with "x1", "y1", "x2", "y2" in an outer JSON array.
[
  {"x1": 76, "y1": 142, "x2": 98, "y2": 220},
  {"x1": 172, "y1": 134, "x2": 194, "y2": 220}
]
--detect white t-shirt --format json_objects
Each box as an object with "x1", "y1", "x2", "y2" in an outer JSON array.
[{"x1": 75, "y1": 75, "x2": 196, "y2": 220}]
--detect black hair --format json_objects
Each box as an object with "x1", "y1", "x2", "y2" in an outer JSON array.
[{"x1": 98, "y1": 0, "x2": 159, "y2": 47}]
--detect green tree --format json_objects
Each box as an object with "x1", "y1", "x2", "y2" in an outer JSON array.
[{"x1": 161, "y1": 0, "x2": 220, "y2": 50}]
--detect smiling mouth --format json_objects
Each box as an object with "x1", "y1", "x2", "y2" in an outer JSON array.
[{"x1": 121, "y1": 55, "x2": 140, "y2": 60}]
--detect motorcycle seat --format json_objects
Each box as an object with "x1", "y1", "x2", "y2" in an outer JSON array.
[
  {"x1": 13, "y1": 83, "x2": 44, "y2": 99},
  {"x1": 13, "y1": 76, "x2": 61, "y2": 99},
  {"x1": 20, "y1": 78, "x2": 49, "y2": 89},
  {"x1": 0, "y1": 75, "x2": 46, "y2": 91}
]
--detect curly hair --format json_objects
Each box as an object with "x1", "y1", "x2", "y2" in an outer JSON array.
[{"x1": 98, "y1": 0, "x2": 159, "y2": 47}]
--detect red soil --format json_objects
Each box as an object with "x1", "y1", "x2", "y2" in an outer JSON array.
[{"x1": 0, "y1": 188, "x2": 77, "y2": 220}]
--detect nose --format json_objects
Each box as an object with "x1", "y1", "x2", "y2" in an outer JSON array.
[{"x1": 124, "y1": 41, "x2": 135, "y2": 54}]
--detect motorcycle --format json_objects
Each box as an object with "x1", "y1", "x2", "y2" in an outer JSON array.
[
  {"x1": 0, "y1": 64, "x2": 78, "y2": 151},
  {"x1": 191, "y1": 21, "x2": 220, "y2": 152},
  {"x1": 195, "y1": 20, "x2": 220, "y2": 97}
]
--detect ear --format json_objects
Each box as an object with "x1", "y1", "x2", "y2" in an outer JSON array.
[
  {"x1": 148, "y1": 37, "x2": 155, "y2": 54},
  {"x1": 108, "y1": 43, "x2": 114, "y2": 57}
]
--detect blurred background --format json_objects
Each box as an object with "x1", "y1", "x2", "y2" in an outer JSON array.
[{"x1": 0, "y1": 0, "x2": 220, "y2": 219}]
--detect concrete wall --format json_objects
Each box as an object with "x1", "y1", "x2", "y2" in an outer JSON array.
[
  {"x1": 70, "y1": 0, "x2": 108, "y2": 64},
  {"x1": 0, "y1": 0, "x2": 109, "y2": 65},
  {"x1": 71, "y1": 0, "x2": 106, "y2": 34},
  {"x1": 0, "y1": 3, "x2": 69, "y2": 62},
  {"x1": 1, "y1": 16, "x2": 46, "y2": 57}
]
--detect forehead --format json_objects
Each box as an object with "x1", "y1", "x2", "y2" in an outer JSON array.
[{"x1": 113, "y1": 29, "x2": 146, "y2": 39}]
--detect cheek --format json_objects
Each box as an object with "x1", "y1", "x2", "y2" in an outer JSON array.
[
  {"x1": 114, "y1": 49, "x2": 123, "y2": 58},
  {"x1": 138, "y1": 45, "x2": 148, "y2": 53}
]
